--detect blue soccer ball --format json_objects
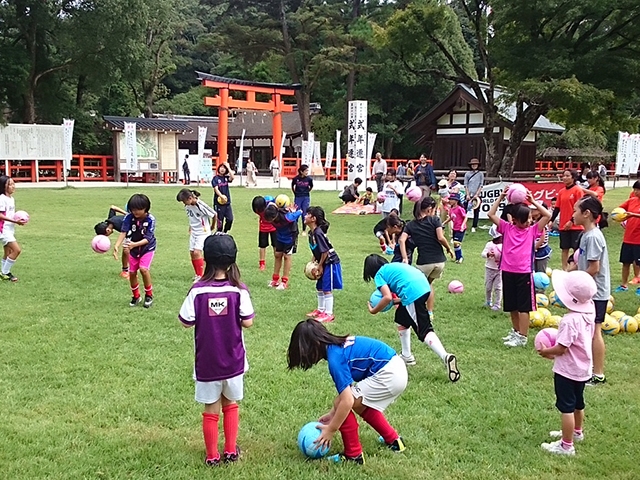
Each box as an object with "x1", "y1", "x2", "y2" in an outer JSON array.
[
  {"x1": 370, "y1": 290, "x2": 393, "y2": 313},
  {"x1": 264, "y1": 195, "x2": 275, "y2": 203},
  {"x1": 533, "y1": 272, "x2": 550, "y2": 291},
  {"x1": 297, "y1": 422, "x2": 330, "y2": 459}
]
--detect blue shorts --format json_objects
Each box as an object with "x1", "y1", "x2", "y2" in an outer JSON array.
[
  {"x1": 316, "y1": 263, "x2": 343, "y2": 292},
  {"x1": 453, "y1": 230, "x2": 465, "y2": 242},
  {"x1": 295, "y1": 196, "x2": 310, "y2": 215}
]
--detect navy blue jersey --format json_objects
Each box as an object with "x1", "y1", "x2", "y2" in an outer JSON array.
[
  {"x1": 292, "y1": 175, "x2": 313, "y2": 197},
  {"x1": 212, "y1": 175, "x2": 231, "y2": 205},
  {"x1": 108, "y1": 215, "x2": 124, "y2": 233},
  {"x1": 122, "y1": 213, "x2": 157, "y2": 258},
  {"x1": 272, "y1": 210, "x2": 302, "y2": 244},
  {"x1": 309, "y1": 226, "x2": 340, "y2": 265}
]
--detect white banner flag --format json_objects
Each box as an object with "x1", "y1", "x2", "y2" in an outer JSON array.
[
  {"x1": 279, "y1": 131, "x2": 287, "y2": 171},
  {"x1": 237, "y1": 129, "x2": 246, "y2": 173},
  {"x1": 347, "y1": 101, "x2": 368, "y2": 181},
  {"x1": 366, "y1": 132, "x2": 377, "y2": 178},
  {"x1": 324, "y1": 142, "x2": 334, "y2": 170},
  {"x1": 335, "y1": 130, "x2": 342, "y2": 176},
  {"x1": 62, "y1": 119, "x2": 74, "y2": 171},
  {"x1": 616, "y1": 131, "x2": 632, "y2": 176},
  {"x1": 313, "y1": 141, "x2": 322, "y2": 168},
  {"x1": 124, "y1": 122, "x2": 138, "y2": 171},
  {"x1": 629, "y1": 133, "x2": 640, "y2": 176}
]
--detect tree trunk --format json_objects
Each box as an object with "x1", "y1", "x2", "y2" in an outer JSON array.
[
  {"x1": 295, "y1": 88, "x2": 311, "y2": 139},
  {"x1": 76, "y1": 75, "x2": 87, "y2": 107},
  {"x1": 385, "y1": 137, "x2": 394, "y2": 158}
]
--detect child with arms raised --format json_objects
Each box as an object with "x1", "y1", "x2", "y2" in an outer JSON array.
[
  {"x1": 179, "y1": 234, "x2": 254, "y2": 465},
  {"x1": 288, "y1": 320, "x2": 407, "y2": 464}
]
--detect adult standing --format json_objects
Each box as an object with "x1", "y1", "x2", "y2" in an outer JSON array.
[
  {"x1": 269, "y1": 157, "x2": 280, "y2": 183},
  {"x1": 414, "y1": 155, "x2": 436, "y2": 195},
  {"x1": 464, "y1": 158, "x2": 485, "y2": 233},
  {"x1": 182, "y1": 154, "x2": 191, "y2": 185},
  {"x1": 404, "y1": 161, "x2": 415, "y2": 192},
  {"x1": 245, "y1": 158, "x2": 257, "y2": 187},
  {"x1": 551, "y1": 170, "x2": 584, "y2": 270},
  {"x1": 371, "y1": 152, "x2": 387, "y2": 192},
  {"x1": 212, "y1": 162, "x2": 235, "y2": 232},
  {"x1": 446, "y1": 169, "x2": 461, "y2": 195}
]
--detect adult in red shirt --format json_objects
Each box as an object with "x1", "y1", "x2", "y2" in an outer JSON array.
[
  {"x1": 551, "y1": 170, "x2": 584, "y2": 270},
  {"x1": 614, "y1": 181, "x2": 640, "y2": 293}
]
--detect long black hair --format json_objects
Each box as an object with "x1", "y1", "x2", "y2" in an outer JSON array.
[
  {"x1": 585, "y1": 171, "x2": 605, "y2": 193},
  {"x1": 0, "y1": 175, "x2": 11, "y2": 195},
  {"x1": 176, "y1": 188, "x2": 200, "y2": 202},
  {"x1": 413, "y1": 196, "x2": 436, "y2": 220},
  {"x1": 385, "y1": 213, "x2": 404, "y2": 229},
  {"x1": 287, "y1": 320, "x2": 350, "y2": 370},
  {"x1": 511, "y1": 203, "x2": 531, "y2": 225},
  {"x1": 298, "y1": 164, "x2": 309, "y2": 176},
  {"x1": 307, "y1": 206, "x2": 329, "y2": 233},
  {"x1": 252, "y1": 196, "x2": 267, "y2": 214},
  {"x1": 202, "y1": 240, "x2": 242, "y2": 288},
  {"x1": 363, "y1": 254, "x2": 389, "y2": 282}
]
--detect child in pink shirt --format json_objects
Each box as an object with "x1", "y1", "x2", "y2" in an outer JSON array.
[
  {"x1": 537, "y1": 270, "x2": 596, "y2": 456},
  {"x1": 444, "y1": 193, "x2": 467, "y2": 264},
  {"x1": 488, "y1": 187, "x2": 551, "y2": 347}
]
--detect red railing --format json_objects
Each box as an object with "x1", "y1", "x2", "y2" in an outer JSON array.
[
  {"x1": 6, "y1": 155, "x2": 115, "y2": 182},
  {"x1": 534, "y1": 160, "x2": 614, "y2": 173}
]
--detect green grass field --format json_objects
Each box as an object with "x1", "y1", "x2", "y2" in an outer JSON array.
[{"x1": 1, "y1": 185, "x2": 639, "y2": 480}]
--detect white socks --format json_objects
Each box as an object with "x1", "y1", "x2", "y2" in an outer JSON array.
[
  {"x1": 1, "y1": 258, "x2": 15, "y2": 275},
  {"x1": 424, "y1": 331, "x2": 447, "y2": 361},
  {"x1": 324, "y1": 293, "x2": 334, "y2": 315},
  {"x1": 316, "y1": 291, "x2": 325, "y2": 312},
  {"x1": 398, "y1": 328, "x2": 412, "y2": 357}
]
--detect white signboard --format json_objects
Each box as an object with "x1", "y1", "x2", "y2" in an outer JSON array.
[
  {"x1": 366, "y1": 132, "x2": 377, "y2": 177},
  {"x1": 615, "y1": 132, "x2": 640, "y2": 176},
  {"x1": 200, "y1": 149, "x2": 213, "y2": 182},
  {"x1": 347, "y1": 101, "x2": 367, "y2": 180},
  {"x1": 0, "y1": 124, "x2": 65, "y2": 160},
  {"x1": 124, "y1": 122, "x2": 138, "y2": 171}
]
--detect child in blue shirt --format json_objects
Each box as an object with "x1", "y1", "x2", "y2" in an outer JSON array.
[
  {"x1": 264, "y1": 203, "x2": 302, "y2": 290},
  {"x1": 363, "y1": 254, "x2": 460, "y2": 382},
  {"x1": 212, "y1": 163, "x2": 235, "y2": 232},
  {"x1": 288, "y1": 319, "x2": 408, "y2": 464}
]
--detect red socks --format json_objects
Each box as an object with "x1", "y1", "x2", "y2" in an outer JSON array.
[
  {"x1": 339, "y1": 411, "x2": 362, "y2": 458},
  {"x1": 272, "y1": 273, "x2": 280, "y2": 282},
  {"x1": 202, "y1": 412, "x2": 220, "y2": 461},
  {"x1": 192, "y1": 258, "x2": 204, "y2": 277},
  {"x1": 222, "y1": 404, "x2": 239, "y2": 455},
  {"x1": 144, "y1": 285, "x2": 153, "y2": 298},
  {"x1": 131, "y1": 283, "x2": 140, "y2": 298},
  {"x1": 360, "y1": 406, "x2": 398, "y2": 444}
]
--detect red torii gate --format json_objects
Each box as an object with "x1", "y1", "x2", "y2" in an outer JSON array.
[{"x1": 197, "y1": 72, "x2": 302, "y2": 167}]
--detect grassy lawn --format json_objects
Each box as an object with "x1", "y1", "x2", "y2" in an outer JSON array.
[{"x1": 1, "y1": 184, "x2": 639, "y2": 480}]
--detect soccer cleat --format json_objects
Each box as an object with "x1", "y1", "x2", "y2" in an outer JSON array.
[
  {"x1": 306, "y1": 309, "x2": 323, "y2": 318},
  {"x1": 445, "y1": 354, "x2": 460, "y2": 382},
  {"x1": 0, "y1": 272, "x2": 9, "y2": 281},
  {"x1": 378, "y1": 436, "x2": 406, "y2": 452},
  {"x1": 143, "y1": 295, "x2": 153, "y2": 308},
  {"x1": 586, "y1": 374, "x2": 606, "y2": 386},
  {"x1": 223, "y1": 446, "x2": 241, "y2": 463},
  {"x1": 550, "y1": 430, "x2": 584, "y2": 442},
  {"x1": 502, "y1": 329, "x2": 516, "y2": 341},
  {"x1": 204, "y1": 457, "x2": 220, "y2": 467},
  {"x1": 327, "y1": 452, "x2": 365, "y2": 465},
  {"x1": 120, "y1": 271, "x2": 129, "y2": 279},
  {"x1": 275, "y1": 281, "x2": 288, "y2": 290},
  {"x1": 630, "y1": 277, "x2": 640, "y2": 285},
  {"x1": 471, "y1": 227, "x2": 476, "y2": 233},
  {"x1": 316, "y1": 312, "x2": 335, "y2": 323},
  {"x1": 541, "y1": 439, "x2": 575, "y2": 456},
  {"x1": 2, "y1": 272, "x2": 18, "y2": 282},
  {"x1": 399, "y1": 353, "x2": 416, "y2": 366},
  {"x1": 267, "y1": 280, "x2": 280, "y2": 288},
  {"x1": 614, "y1": 285, "x2": 628, "y2": 293},
  {"x1": 504, "y1": 333, "x2": 528, "y2": 347},
  {"x1": 129, "y1": 296, "x2": 141, "y2": 307}
]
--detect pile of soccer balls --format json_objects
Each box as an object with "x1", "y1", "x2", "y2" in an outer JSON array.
[{"x1": 530, "y1": 270, "x2": 640, "y2": 335}]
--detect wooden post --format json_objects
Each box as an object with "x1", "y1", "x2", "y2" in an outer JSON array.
[
  {"x1": 217, "y1": 87, "x2": 229, "y2": 167},
  {"x1": 79, "y1": 155, "x2": 85, "y2": 181}
]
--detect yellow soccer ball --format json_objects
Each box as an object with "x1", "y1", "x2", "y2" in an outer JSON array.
[
  {"x1": 602, "y1": 317, "x2": 620, "y2": 335},
  {"x1": 609, "y1": 295, "x2": 615, "y2": 305},
  {"x1": 606, "y1": 300, "x2": 614, "y2": 314},
  {"x1": 610, "y1": 207, "x2": 628, "y2": 222},
  {"x1": 538, "y1": 307, "x2": 551, "y2": 322},
  {"x1": 545, "y1": 267, "x2": 553, "y2": 278},
  {"x1": 275, "y1": 194, "x2": 291, "y2": 208},
  {"x1": 536, "y1": 293, "x2": 549, "y2": 308},
  {"x1": 637, "y1": 306, "x2": 640, "y2": 316},
  {"x1": 547, "y1": 315, "x2": 561, "y2": 328},
  {"x1": 217, "y1": 194, "x2": 228, "y2": 205},
  {"x1": 529, "y1": 311, "x2": 545, "y2": 328},
  {"x1": 620, "y1": 315, "x2": 639, "y2": 334},
  {"x1": 610, "y1": 310, "x2": 626, "y2": 320}
]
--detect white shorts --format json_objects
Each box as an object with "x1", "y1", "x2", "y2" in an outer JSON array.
[
  {"x1": 195, "y1": 373, "x2": 244, "y2": 404},
  {"x1": 190, "y1": 233, "x2": 209, "y2": 252},
  {"x1": 0, "y1": 231, "x2": 16, "y2": 246},
  {"x1": 350, "y1": 355, "x2": 407, "y2": 412}
]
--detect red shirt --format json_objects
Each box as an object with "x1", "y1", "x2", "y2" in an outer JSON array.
[
  {"x1": 588, "y1": 185, "x2": 604, "y2": 202},
  {"x1": 557, "y1": 185, "x2": 584, "y2": 231},
  {"x1": 620, "y1": 196, "x2": 640, "y2": 245},
  {"x1": 258, "y1": 211, "x2": 276, "y2": 233}
]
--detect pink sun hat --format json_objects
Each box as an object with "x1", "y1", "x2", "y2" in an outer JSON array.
[{"x1": 551, "y1": 270, "x2": 596, "y2": 314}]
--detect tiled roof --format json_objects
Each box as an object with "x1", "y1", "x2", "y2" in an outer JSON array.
[
  {"x1": 195, "y1": 72, "x2": 302, "y2": 91},
  {"x1": 103, "y1": 116, "x2": 192, "y2": 133}
]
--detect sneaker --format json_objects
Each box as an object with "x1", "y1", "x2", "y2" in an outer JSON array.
[
  {"x1": 399, "y1": 353, "x2": 416, "y2": 366},
  {"x1": 485, "y1": 302, "x2": 492, "y2": 308},
  {"x1": 586, "y1": 374, "x2": 606, "y2": 386},
  {"x1": 0, "y1": 272, "x2": 9, "y2": 281},
  {"x1": 120, "y1": 271, "x2": 129, "y2": 279},
  {"x1": 491, "y1": 305, "x2": 501, "y2": 311},
  {"x1": 143, "y1": 295, "x2": 153, "y2": 308},
  {"x1": 630, "y1": 277, "x2": 640, "y2": 285},
  {"x1": 541, "y1": 439, "x2": 575, "y2": 456},
  {"x1": 204, "y1": 457, "x2": 220, "y2": 467},
  {"x1": 549, "y1": 231, "x2": 560, "y2": 237},
  {"x1": 636, "y1": 287, "x2": 640, "y2": 297},
  {"x1": 444, "y1": 354, "x2": 460, "y2": 382},
  {"x1": 267, "y1": 280, "x2": 280, "y2": 288},
  {"x1": 504, "y1": 333, "x2": 528, "y2": 347},
  {"x1": 378, "y1": 436, "x2": 406, "y2": 452},
  {"x1": 223, "y1": 446, "x2": 241, "y2": 463},
  {"x1": 502, "y1": 329, "x2": 516, "y2": 341},
  {"x1": 275, "y1": 281, "x2": 288, "y2": 290},
  {"x1": 550, "y1": 430, "x2": 584, "y2": 442},
  {"x1": 306, "y1": 309, "x2": 323, "y2": 318},
  {"x1": 2, "y1": 272, "x2": 18, "y2": 282},
  {"x1": 316, "y1": 312, "x2": 335, "y2": 323},
  {"x1": 259, "y1": 263, "x2": 266, "y2": 271},
  {"x1": 471, "y1": 227, "x2": 476, "y2": 233},
  {"x1": 129, "y1": 296, "x2": 141, "y2": 307},
  {"x1": 327, "y1": 452, "x2": 365, "y2": 465},
  {"x1": 614, "y1": 285, "x2": 628, "y2": 293},
  {"x1": 455, "y1": 258, "x2": 464, "y2": 264}
]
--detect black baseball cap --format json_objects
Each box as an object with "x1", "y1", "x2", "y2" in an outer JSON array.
[{"x1": 204, "y1": 233, "x2": 237, "y2": 262}]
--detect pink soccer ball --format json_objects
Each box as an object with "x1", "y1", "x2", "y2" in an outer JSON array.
[
  {"x1": 406, "y1": 186, "x2": 422, "y2": 202},
  {"x1": 13, "y1": 210, "x2": 29, "y2": 223},
  {"x1": 376, "y1": 192, "x2": 386, "y2": 203},
  {"x1": 448, "y1": 280, "x2": 464, "y2": 294},
  {"x1": 535, "y1": 327, "x2": 558, "y2": 351},
  {"x1": 91, "y1": 235, "x2": 111, "y2": 254},
  {"x1": 506, "y1": 183, "x2": 528, "y2": 204}
]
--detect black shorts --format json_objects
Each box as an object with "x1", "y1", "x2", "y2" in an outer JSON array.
[
  {"x1": 258, "y1": 231, "x2": 277, "y2": 249},
  {"x1": 394, "y1": 292, "x2": 433, "y2": 341},
  {"x1": 502, "y1": 271, "x2": 535, "y2": 313},
  {"x1": 619, "y1": 242, "x2": 640, "y2": 265},
  {"x1": 275, "y1": 240, "x2": 297, "y2": 255},
  {"x1": 559, "y1": 230, "x2": 582, "y2": 250},
  {"x1": 594, "y1": 299, "x2": 607, "y2": 324},
  {"x1": 554, "y1": 373, "x2": 586, "y2": 414}
]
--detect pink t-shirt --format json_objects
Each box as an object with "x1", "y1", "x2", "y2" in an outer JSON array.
[
  {"x1": 449, "y1": 205, "x2": 467, "y2": 232},
  {"x1": 553, "y1": 311, "x2": 594, "y2": 382},
  {"x1": 497, "y1": 219, "x2": 541, "y2": 273}
]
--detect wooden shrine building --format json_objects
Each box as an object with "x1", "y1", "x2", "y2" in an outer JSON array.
[{"x1": 407, "y1": 83, "x2": 565, "y2": 170}]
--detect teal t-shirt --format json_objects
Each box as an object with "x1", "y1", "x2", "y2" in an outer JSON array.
[{"x1": 374, "y1": 263, "x2": 430, "y2": 305}]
